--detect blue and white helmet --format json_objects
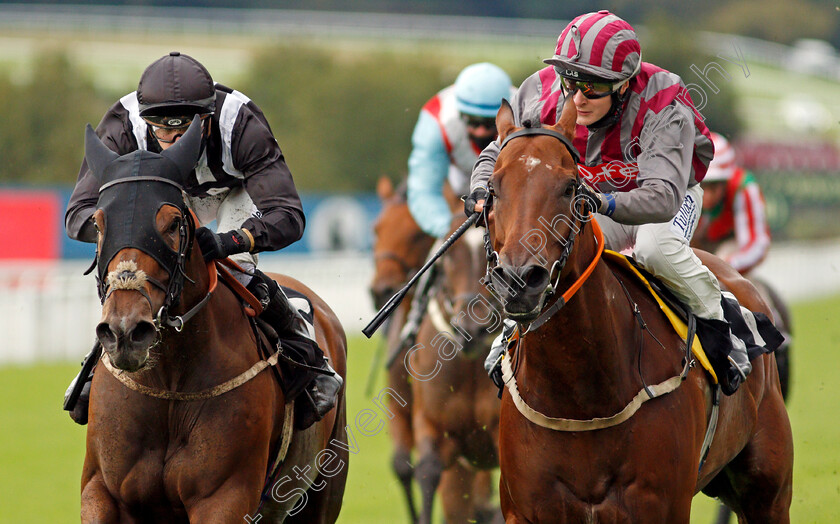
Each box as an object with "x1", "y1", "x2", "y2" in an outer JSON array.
[{"x1": 454, "y1": 63, "x2": 512, "y2": 118}]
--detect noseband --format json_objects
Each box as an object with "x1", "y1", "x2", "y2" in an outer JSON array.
[{"x1": 484, "y1": 126, "x2": 600, "y2": 331}]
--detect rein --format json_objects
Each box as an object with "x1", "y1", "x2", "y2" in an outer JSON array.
[
  {"x1": 524, "y1": 216, "x2": 605, "y2": 333},
  {"x1": 498, "y1": 220, "x2": 693, "y2": 432},
  {"x1": 490, "y1": 126, "x2": 699, "y2": 435}
]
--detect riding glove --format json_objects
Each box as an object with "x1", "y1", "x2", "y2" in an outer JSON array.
[
  {"x1": 196, "y1": 227, "x2": 251, "y2": 262},
  {"x1": 578, "y1": 183, "x2": 610, "y2": 215},
  {"x1": 464, "y1": 186, "x2": 489, "y2": 217}
]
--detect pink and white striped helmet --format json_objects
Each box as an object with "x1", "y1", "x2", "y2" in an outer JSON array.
[
  {"x1": 705, "y1": 132, "x2": 738, "y2": 182},
  {"x1": 544, "y1": 11, "x2": 642, "y2": 83}
]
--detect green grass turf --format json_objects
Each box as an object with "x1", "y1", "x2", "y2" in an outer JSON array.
[{"x1": 1, "y1": 294, "x2": 839, "y2": 523}]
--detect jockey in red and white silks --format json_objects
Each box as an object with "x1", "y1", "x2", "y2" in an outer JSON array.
[
  {"x1": 408, "y1": 63, "x2": 515, "y2": 238},
  {"x1": 470, "y1": 11, "x2": 728, "y2": 324},
  {"x1": 697, "y1": 132, "x2": 771, "y2": 275}
]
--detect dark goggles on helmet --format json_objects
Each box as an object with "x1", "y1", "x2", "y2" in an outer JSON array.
[
  {"x1": 559, "y1": 76, "x2": 623, "y2": 100},
  {"x1": 142, "y1": 114, "x2": 211, "y2": 143},
  {"x1": 461, "y1": 114, "x2": 497, "y2": 130}
]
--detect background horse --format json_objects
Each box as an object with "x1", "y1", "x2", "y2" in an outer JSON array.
[
  {"x1": 81, "y1": 122, "x2": 348, "y2": 523},
  {"x1": 485, "y1": 99, "x2": 793, "y2": 523},
  {"x1": 370, "y1": 176, "x2": 497, "y2": 523},
  {"x1": 409, "y1": 215, "x2": 503, "y2": 524},
  {"x1": 370, "y1": 176, "x2": 433, "y2": 522}
]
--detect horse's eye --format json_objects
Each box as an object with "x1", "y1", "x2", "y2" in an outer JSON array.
[
  {"x1": 168, "y1": 218, "x2": 181, "y2": 234},
  {"x1": 563, "y1": 184, "x2": 576, "y2": 197}
]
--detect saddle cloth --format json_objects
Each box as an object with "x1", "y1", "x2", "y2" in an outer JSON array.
[
  {"x1": 603, "y1": 250, "x2": 783, "y2": 389},
  {"x1": 603, "y1": 250, "x2": 718, "y2": 383}
]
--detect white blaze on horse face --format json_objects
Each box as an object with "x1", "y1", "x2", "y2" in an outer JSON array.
[{"x1": 519, "y1": 154, "x2": 542, "y2": 173}]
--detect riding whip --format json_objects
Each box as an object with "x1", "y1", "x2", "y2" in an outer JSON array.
[{"x1": 363, "y1": 212, "x2": 480, "y2": 338}]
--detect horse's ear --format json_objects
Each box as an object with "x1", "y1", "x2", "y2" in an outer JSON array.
[
  {"x1": 160, "y1": 115, "x2": 203, "y2": 180},
  {"x1": 496, "y1": 98, "x2": 517, "y2": 144},
  {"x1": 376, "y1": 176, "x2": 394, "y2": 200},
  {"x1": 84, "y1": 124, "x2": 119, "y2": 180},
  {"x1": 555, "y1": 97, "x2": 577, "y2": 141}
]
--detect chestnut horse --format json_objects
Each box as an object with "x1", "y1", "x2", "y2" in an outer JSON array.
[
  {"x1": 484, "y1": 99, "x2": 792, "y2": 523},
  {"x1": 80, "y1": 122, "x2": 347, "y2": 523},
  {"x1": 409, "y1": 215, "x2": 503, "y2": 524}
]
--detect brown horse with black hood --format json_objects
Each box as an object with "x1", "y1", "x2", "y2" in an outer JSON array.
[{"x1": 80, "y1": 118, "x2": 347, "y2": 523}]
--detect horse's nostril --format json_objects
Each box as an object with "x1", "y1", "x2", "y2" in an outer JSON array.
[
  {"x1": 131, "y1": 321, "x2": 157, "y2": 347},
  {"x1": 96, "y1": 322, "x2": 118, "y2": 349},
  {"x1": 523, "y1": 266, "x2": 550, "y2": 289}
]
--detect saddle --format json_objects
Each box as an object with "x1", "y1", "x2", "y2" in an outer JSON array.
[{"x1": 603, "y1": 250, "x2": 783, "y2": 389}]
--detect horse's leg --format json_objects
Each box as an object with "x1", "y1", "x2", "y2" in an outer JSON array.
[
  {"x1": 472, "y1": 469, "x2": 503, "y2": 524},
  {"x1": 284, "y1": 397, "x2": 350, "y2": 524},
  {"x1": 712, "y1": 504, "x2": 733, "y2": 524},
  {"x1": 413, "y1": 412, "x2": 457, "y2": 524},
  {"x1": 439, "y1": 459, "x2": 476, "y2": 524},
  {"x1": 498, "y1": 474, "x2": 527, "y2": 524},
  {"x1": 186, "y1": 484, "x2": 262, "y2": 524},
  {"x1": 80, "y1": 470, "x2": 119, "y2": 523},
  {"x1": 388, "y1": 359, "x2": 418, "y2": 523},
  {"x1": 716, "y1": 358, "x2": 793, "y2": 523}
]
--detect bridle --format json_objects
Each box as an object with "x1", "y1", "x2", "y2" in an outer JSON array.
[
  {"x1": 483, "y1": 126, "x2": 602, "y2": 332},
  {"x1": 90, "y1": 176, "x2": 212, "y2": 332},
  {"x1": 373, "y1": 251, "x2": 418, "y2": 281}
]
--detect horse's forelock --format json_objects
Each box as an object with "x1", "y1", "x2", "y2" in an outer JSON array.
[{"x1": 106, "y1": 260, "x2": 149, "y2": 292}]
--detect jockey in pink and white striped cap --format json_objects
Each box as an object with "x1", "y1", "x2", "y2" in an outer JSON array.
[
  {"x1": 470, "y1": 10, "x2": 758, "y2": 395},
  {"x1": 544, "y1": 10, "x2": 642, "y2": 83}
]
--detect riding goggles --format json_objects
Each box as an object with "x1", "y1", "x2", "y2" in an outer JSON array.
[
  {"x1": 143, "y1": 114, "x2": 211, "y2": 143},
  {"x1": 560, "y1": 77, "x2": 624, "y2": 100},
  {"x1": 461, "y1": 114, "x2": 497, "y2": 130}
]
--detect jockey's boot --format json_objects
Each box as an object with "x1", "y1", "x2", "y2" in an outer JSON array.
[
  {"x1": 485, "y1": 319, "x2": 517, "y2": 393},
  {"x1": 696, "y1": 316, "x2": 752, "y2": 396},
  {"x1": 726, "y1": 326, "x2": 752, "y2": 390},
  {"x1": 63, "y1": 341, "x2": 101, "y2": 425},
  {"x1": 247, "y1": 269, "x2": 343, "y2": 426}
]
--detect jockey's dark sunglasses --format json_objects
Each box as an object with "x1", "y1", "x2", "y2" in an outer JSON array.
[
  {"x1": 560, "y1": 77, "x2": 621, "y2": 100},
  {"x1": 142, "y1": 114, "x2": 211, "y2": 143},
  {"x1": 461, "y1": 114, "x2": 497, "y2": 130}
]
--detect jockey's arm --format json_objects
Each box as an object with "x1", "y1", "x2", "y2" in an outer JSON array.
[
  {"x1": 726, "y1": 180, "x2": 771, "y2": 273},
  {"x1": 407, "y1": 111, "x2": 456, "y2": 238},
  {"x1": 66, "y1": 105, "x2": 139, "y2": 243},
  {"x1": 234, "y1": 108, "x2": 305, "y2": 253},
  {"x1": 608, "y1": 104, "x2": 694, "y2": 225}
]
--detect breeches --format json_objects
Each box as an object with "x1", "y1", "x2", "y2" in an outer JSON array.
[{"x1": 595, "y1": 185, "x2": 724, "y2": 321}]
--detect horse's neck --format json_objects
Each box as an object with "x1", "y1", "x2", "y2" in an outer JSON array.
[
  {"x1": 151, "y1": 258, "x2": 244, "y2": 385},
  {"x1": 518, "y1": 230, "x2": 638, "y2": 414}
]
